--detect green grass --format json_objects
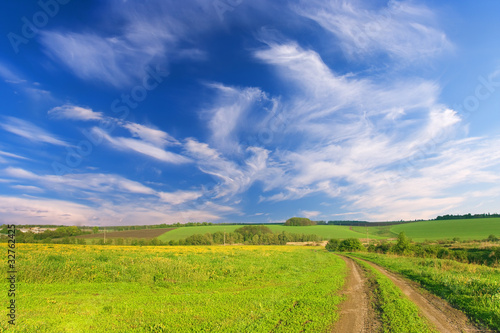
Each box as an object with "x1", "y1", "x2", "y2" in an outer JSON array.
[
  {"x1": 390, "y1": 218, "x2": 500, "y2": 241},
  {"x1": 351, "y1": 252, "x2": 500, "y2": 331},
  {"x1": 351, "y1": 225, "x2": 399, "y2": 238},
  {"x1": 157, "y1": 225, "x2": 385, "y2": 242},
  {"x1": 1, "y1": 244, "x2": 346, "y2": 332},
  {"x1": 348, "y1": 256, "x2": 437, "y2": 332},
  {"x1": 351, "y1": 218, "x2": 500, "y2": 241}
]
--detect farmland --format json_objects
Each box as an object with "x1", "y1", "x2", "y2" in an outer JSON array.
[
  {"x1": 76, "y1": 228, "x2": 175, "y2": 239},
  {"x1": 352, "y1": 217, "x2": 500, "y2": 241},
  {"x1": 4, "y1": 218, "x2": 500, "y2": 331},
  {"x1": 157, "y1": 224, "x2": 386, "y2": 242},
  {"x1": 155, "y1": 218, "x2": 500, "y2": 243},
  {"x1": 2, "y1": 244, "x2": 346, "y2": 332}
]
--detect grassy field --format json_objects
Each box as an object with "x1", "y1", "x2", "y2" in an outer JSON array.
[
  {"x1": 77, "y1": 228, "x2": 175, "y2": 239},
  {"x1": 2, "y1": 244, "x2": 346, "y2": 332},
  {"x1": 157, "y1": 225, "x2": 385, "y2": 242},
  {"x1": 390, "y1": 218, "x2": 500, "y2": 241},
  {"x1": 352, "y1": 218, "x2": 500, "y2": 241},
  {"x1": 351, "y1": 252, "x2": 500, "y2": 331}
]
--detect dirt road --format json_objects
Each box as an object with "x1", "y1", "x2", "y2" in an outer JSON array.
[
  {"x1": 334, "y1": 256, "x2": 485, "y2": 333},
  {"x1": 333, "y1": 256, "x2": 379, "y2": 332}
]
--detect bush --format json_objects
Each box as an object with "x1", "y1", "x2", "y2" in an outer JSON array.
[
  {"x1": 487, "y1": 234, "x2": 498, "y2": 242},
  {"x1": 326, "y1": 238, "x2": 365, "y2": 252},
  {"x1": 325, "y1": 239, "x2": 340, "y2": 252},
  {"x1": 338, "y1": 238, "x2": 365, "y2": 252}
]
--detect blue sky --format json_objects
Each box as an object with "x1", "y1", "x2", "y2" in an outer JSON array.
[{"x1": 0, "y1": 0, "x2": 499, "y2": 225}]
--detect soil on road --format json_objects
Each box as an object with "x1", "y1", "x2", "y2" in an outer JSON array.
[
  {"x1": 333, "y1": 256, "x2": 380, "y2": 332},
  {"x1": 334, "y1": 255, "x2": 485, "y2": 333},
  {"x1": 359, "y1": 258, "x2": 486, "y2": 333}
]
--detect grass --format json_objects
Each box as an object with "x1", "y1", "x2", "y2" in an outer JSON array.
[
  {"x1": 351, "y1": 218, "x2": 500, "y2": 242},
  {"x1": 390, "y1": 218, "x2": 500, "y2": 241},
  {"x1": 157, "y1": 225, "x2": 385, "y2": 242},
  {"x1": 76, "y1": 228, "x2": 175, "y2": 239},
  {"x1": 348, "y1": 256, "x2": 437, "y2": 332},
  {"x1": 351, "y1": 252, "x2": 500, "y2": 331},
  {"x1": 1, "y1": 244, "x2": 346, "y2": 332}
]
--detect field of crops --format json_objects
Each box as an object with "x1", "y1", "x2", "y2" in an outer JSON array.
[
  {"x1": 2, "y1": 244, "x2": 346, "y2": 332},
  {"x1": 351, "y1": 252, "x2": 500, "y2": 331},
  {"x1": 77, "y1": 228, "x2": 175, "y2": 239},
  {"x1": 352, "y1": 218, "x2": 500, "y2": 241},
  {"x1": 157, "y1": 225, "x2": 384, "y2": 242}
]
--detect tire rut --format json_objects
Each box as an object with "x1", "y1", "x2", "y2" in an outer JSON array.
[
  {"x1": 355, "y1": 257, "x2": 487, "y2": 333},
  {"x1": 333, "y1": 256, "x2": 380, "y2": 332}
]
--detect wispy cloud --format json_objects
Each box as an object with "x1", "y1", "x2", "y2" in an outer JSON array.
[
  {"x1": 0, "y1": 150, "x2": 29, "y2": 161},
  {"x1": 204, "y1": 83, "x2": 267, "y2": 154},
  {"x1": 40, "y1": 1, "x2": 217, "y2": 87},
  {"x1": 299, "y1": 210, "x2": 321, "y2": 219},
  {"x1": 159, "y1": 190, "x2": 202, "y2": 205},
  {"x1": 249, "y1": 31, "x2": 500, "y2": 220},
  {"x1": 0, "y1": 117, "x2": 68, "y2": 147},
  {"x1": 184, "y1": 138, "x2": 273, "y2": 199},
  {"x1": 92, "y1": 127, "x2": 191, "y2": 164},
  {"x1": 121, "y1": 122, "x2": 179, "y2": 147},
  {"x1": 3, "y1": 167, "x2": 157, "y2": 196},
  {"x1": 48, "y1": 104, "x2": 104, "y2": 121},
  {"x1": 294, "y1": 0, "x2": 452, "y2": 61}
]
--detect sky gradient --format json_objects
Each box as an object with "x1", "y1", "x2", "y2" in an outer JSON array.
[{"x1": 0, "y1": 0, "x2": 499, "y2": 225}]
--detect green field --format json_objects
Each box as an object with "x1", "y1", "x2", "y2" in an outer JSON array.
[
  {"x1": 351, "y1": 218, "x2": 500, "y2": 241},
  {"x1": 157, "y1": 224, "x2": 384, "y2": 242},
  {"x1": 2, "y1": 244, "x2": 346, "y2": 332},
  {"x1": 351, "y1": 252, "x2": 500, "y2": 331}
]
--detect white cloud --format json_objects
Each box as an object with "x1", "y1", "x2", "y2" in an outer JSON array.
[
  {"x1": 299, "y1": 210, "x2": 321, "y2": 219},
  {"x1": 159, "y1": 190, "x2": 202, "y2": 205},
  {"x1": 0, "y1": 63, "x2": 26, "y2": 84},
  {"x1": 0, "y1": 150, "x2": 29, "y2": 161},
  {"x1": 250, "y1": 35, "x2": 500, "y2": 220},
  {"x1": 121, "y1": 122, "x2": 179, "y2": 147},
  {"x1": 204, "y1": 83, "x2": 266, "y2": 154},
  {"x1": 0, "y1": 117, "x2": 68, "y2": 147},
  {"x1": 10, "y1": 185, "x2": 44, "y2": 193},
  {"x1": 48, "y1": 104, "x2": 104, "y2": 121},
  {"x1": 0, "y1": 196, "x2": 99, "y2": 225},
  {"x1": 294, "y1": 0, "x2": 452, "y2": 61},
  {"x1": 92, "y1": 127, "x2": 191, "y2": 164},
  {"x1": 3, "y1": 167, "x2": 156, "y2": 196},
  {"x1": 40, "y1": 1, "x2": 219, "y2": 87},
  {"x1": 185, "y1": 139, "x2": 272, "y2": 199},
  {"x1": 0, "y1": 195, "x2": 224, "y2": 225}
]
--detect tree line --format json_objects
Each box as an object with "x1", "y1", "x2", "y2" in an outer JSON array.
[{"x1": 326, "y1": 232, "x2": 500, "y2": 267}]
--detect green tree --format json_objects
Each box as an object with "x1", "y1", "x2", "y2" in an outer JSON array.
[
  {"x1": 234, "y1": 225, "x2": 272, "y2": 241},
  {"x1": 284, "y1": 217, "x2": 316, "y2": 226},
  {"x1": 92, "y1": 227, "x2": 99, "y2": 234},
  {"x1": 392, "y1": 232, "x2": 412, "y2": 254}
]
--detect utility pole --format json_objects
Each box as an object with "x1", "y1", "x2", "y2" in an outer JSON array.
[
  {"x1": 104, "y1": 227, "x2": 106, "y2": 243},
  {"x1": 366, "y1": 226, "x2": 369, "y2": 246}
]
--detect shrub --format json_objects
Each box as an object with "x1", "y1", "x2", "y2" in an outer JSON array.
[{"x1": 325, "y1": 239, "x2": 340, "y2": 252}]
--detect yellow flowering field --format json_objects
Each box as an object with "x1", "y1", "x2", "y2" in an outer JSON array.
[{"x1": 1, "y1": 244, "x2": 346, "y2": 332}]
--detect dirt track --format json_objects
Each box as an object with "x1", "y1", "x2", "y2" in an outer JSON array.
[
  {"x1": 333, "y1": 257, "x2": 380, "y2": 332},
  {"x1": 334, "y1": 256, "x2": 485, "y2": 333}
]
